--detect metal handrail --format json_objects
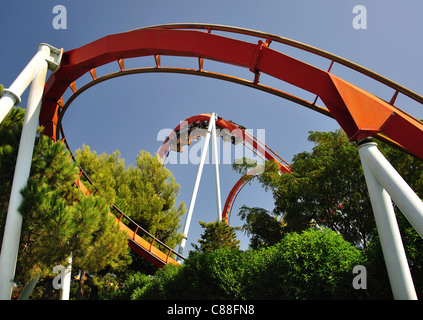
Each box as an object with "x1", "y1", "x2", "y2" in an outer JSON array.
[
  {"x1": 78, "y1": 167, "x2": 185, "y2": 262},
  {"x1": 111, "y1": 204, "x2": 186, "y2": 261},
  {"x1": 136, "y1": 23, "x2": 423, "y2": 105}
]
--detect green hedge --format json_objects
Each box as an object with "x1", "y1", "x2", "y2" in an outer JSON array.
[{"x1": 118, "y1": 228, "x2": 364, "y2": 300}]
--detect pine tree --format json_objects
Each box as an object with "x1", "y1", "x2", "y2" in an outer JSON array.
[
  {"x1": 68, "y1": 196, "x2": 129, "y2": 299},
  {"x1": 0, "y1": 106, "x2": 25, "y2": 245},
  {"x1": 0, "y1": 108, "x2": 130, "y2": 298},
  {"x1": 192, "y1": 220, "x2": 241, "y2": 253},
  {"x1": 16, "y1": 135, "x2": 130, "y2": 294},
  {"x1": 75, "y1": 147, "x2": 185, "y2": 252}
]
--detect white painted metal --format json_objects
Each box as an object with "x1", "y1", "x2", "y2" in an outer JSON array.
[
  {"x1": 177, "y1": 115, "x2": 214, "y2": 260},
  {"x1": 16, "y1": 275, "x2": 40, "y2": 300},
  {"x1": 358, "y1": 141, "x2": 418, "y2": 300},
  {"x1": 359, "y1": 142, "x2": 423, "y2": 239},
  {"x1": 211, "y1": 113, "x2": 222, "y2": 221},
  {"x1": 0, "y1": 50, "x2": 48, "y2": 123},
  {"x1": 0, "y1": 44, "x2": 61, "y2": 125},
  {"x1": 177, "y1": 113, "x2": 225, "y2": 260},
  {"x1": 59, "y1": 255, "x2": 72, "y2": 300},
  {"x1": 0, "y1": 45, "x2": 51, "y2": 300}
]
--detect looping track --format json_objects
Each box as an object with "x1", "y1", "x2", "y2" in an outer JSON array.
[
  {"x1": 39, "y1": 23, "x2": 423, "y2": 267},
  {"x1": 157, "y1": 113, "x2": 291, "y2": 223}
]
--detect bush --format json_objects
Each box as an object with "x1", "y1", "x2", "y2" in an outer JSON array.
[
  {"x1": 269, "y1": 228, "x2": 364, "y2": 299},
  {"x1": 132, "y1": 228, "x2": 364, "y2": 300}
]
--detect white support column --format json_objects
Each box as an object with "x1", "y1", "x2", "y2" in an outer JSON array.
[
  {"x1": 0, "y1": 44, "x2": 62, "y2": 124},
  {"x1": 177, "y1": 116, "x2": 214, "y2": 260},
  {"x1": 211, "y1": 113, "x2": 222, "y2": 221},
  {"x1": 59, "y1": 255, "x2": 72, "y2": 300},
  {"x1": 359, "y1": 141, "x2": 423, "y2": 239},
  {"x1": 358, "y1": 141, "x2": 417, "y2": 300},
  {"x1": 0, "y1": 45, "x2": 51, "y2": 300}
]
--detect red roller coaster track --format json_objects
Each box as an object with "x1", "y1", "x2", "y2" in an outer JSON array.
[
  {"x1": 157, "y1": 113, "x2": 291, "y2": 223},
  {"x1": 38, "y1": 24, "x2": 423, "y2": 267}
]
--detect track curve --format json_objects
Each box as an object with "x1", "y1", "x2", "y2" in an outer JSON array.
[
  {"x1": 40, "y1": 24, "x2": 423, "y2": 161},
  {"x1": 157, "y1": 113, "x2": 291, "y2": 222},
  {"x1": 38, "y1": 23, "x2": 423, "y2": 267}
]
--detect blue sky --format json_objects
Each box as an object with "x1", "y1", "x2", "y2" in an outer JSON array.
[{"x1": 1, "y1": 1, "x2": 422, "y2": 253}]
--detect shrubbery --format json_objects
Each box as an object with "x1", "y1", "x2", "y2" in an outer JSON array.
[{"x1": 111, "y1": 228, "x2": 365, "y2": 300}]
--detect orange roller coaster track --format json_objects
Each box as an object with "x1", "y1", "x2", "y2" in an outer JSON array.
[
  {"x1": 75, "y1": 168, "x2": 184, "y2": 268},
  {"x1": 38, "y1": 24, "x2": 423, "y2": 268}
]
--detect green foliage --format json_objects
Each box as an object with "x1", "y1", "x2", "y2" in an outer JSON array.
[
  {"x1": 232, "y1": 129, "x2": 423, "y2": 299},
  {"x1": 75, "y1": 146, "x2": 185, "y2": 251},
  {"x1": 68, "y1": 196, "x2": 130, "y2": 274},
  {"x1": 192, "y1": 220, "x2": 241, "y2": 253},
  {"x1": 16, "y1": 135, "x2": 130, "y2": 287},
  {"x1": 271, "y1": 228, "x2": 364, "y2": 299},
  {"x1": 102, "y1": 271, "x2": 153, "y2": 300},
  {"x1": 0, "y1": 107, "x2": 26, "y2": 245},
  {"x1": 0, "y1": 109, "x2": 131, "y2": 298},
  {"x1": 131, "y1": 228, "x2": 364, "y2": 300},
  {"x1": 75, "y1": 145, "x2": 124, "y2": 204},
  {"x1": 238, "y1": 206, "x2": 285, "y2": 250},
  {"x1": 236, "y1": 130, "x2": 374, "y2": 248},
  {"x1": 271, "y1": 130, "x2": 374, "y2": 247}
]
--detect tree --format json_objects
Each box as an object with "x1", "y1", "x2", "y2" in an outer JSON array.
[
  {"x1": 17, "y1": 135, "x2": 82, "y2": 283},
  {"x1": 0, "y1": 106, "x2": 25, "y2": 247},
  {"x1": 238, "y1": 206, "x2": 285, "y2": 250},
  {"x1": 192, "y1": 220, "x2": 241, "y2": 253},
  {"x1": 130, "y1": 228, "x2": 364, "y2": 300},
  {"x1": 67, "y1": 196, "x2": 130, "y2": 299},
  {"x1": 16, "y1": 135, "x2": 131, "y2": 299},
  {"x1": 264, "y1": 228, "x2": 364, "y2": 299},
  {"x1": 239, "y1": 130, "x2": 376, "y2": 248},
  {"x1": 0, "y1": 108, "x2": 130, "y2": 299},
  {"x1": 233, "y1": 129, "x2": 423, "y2": 298},
  {"x1": 75, "y1": 146, "x2": 185, "y2": 252}
]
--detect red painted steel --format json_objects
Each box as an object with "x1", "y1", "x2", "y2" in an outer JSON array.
[
  {"x1": 38, "y1": 24, "x2": 423, "y2": 267},
  {"x1": 158, "y1": 113, "x2": 291, "y2": 222},
  {"x1": 40, "y1": 26, "x2": 423, "y2": 160}
]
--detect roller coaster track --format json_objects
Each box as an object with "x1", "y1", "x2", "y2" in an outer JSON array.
[
  {"x1": 38, "y1": 24, "x2": 423, "y2": 268},
  {"x1": 157, "y1": 113, "x2": 291, "y2": 223},
  {"x1": 73, "y1": 111, "x2": 290, "y2": 267},
  {"x1": 74, "y1": 168, "x2": 184, "y2": 268}
]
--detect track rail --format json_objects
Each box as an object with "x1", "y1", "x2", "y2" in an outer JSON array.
[
  {"x1": 157, "y1": 113, "x2": 291, "y2": 222},
  {"x1": 76, "y1": 168, "x2": 184, "y2": 268},
  {"x1": 40, "y1": 24, "x2": 423, "y2": 160},
  {"x1": 38, "y1": 23, "x2": 423, "y2": 267}
]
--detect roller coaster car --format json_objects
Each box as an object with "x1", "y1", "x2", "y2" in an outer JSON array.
[{"x1": 231, "y1": 135, "x2": 242, "y2": 145}]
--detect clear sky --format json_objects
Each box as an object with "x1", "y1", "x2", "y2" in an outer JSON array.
[{"x1": 1, "y1": 1, "x2": 422, "y2": 253}]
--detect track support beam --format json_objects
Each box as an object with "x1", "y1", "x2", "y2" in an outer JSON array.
[
  {"x1": 0, "y1": 44, "x2": 62, "y2": 300},
  {"x1": 358, "y1": 140, "x2": 421, "y2": 300},
  {"x1": 177, "y1": 113, "x2": 222, "y2": 261}
]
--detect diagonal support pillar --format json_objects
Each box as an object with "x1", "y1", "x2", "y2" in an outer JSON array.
[
  {"x1": 0, "y1": 44, "x2": 62, "y2": 300},
  {"x1": 177, "y1": 113, "x2": 222, "y2": 261},
  {"x1": 210, "y1": 113, "x2": 222, "y2": 221},
  {"x1": 358, "y1": 140, "x2": 418, "y2": 300}
]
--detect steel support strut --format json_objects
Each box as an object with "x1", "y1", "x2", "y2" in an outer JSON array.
[
  {"x1": 0, "y1": 44, "x2": 62, "y2": 300},
  {"x1": 211, "y1": 113, "x2": 223, "y2": 221},
  {"x1": 358, "y1": 140, "x2": 420, "y2": 300},
  {"x1": 59, "y1": 255, "x2": 72, "y2": 300},
  {"x1": 177, "y1": 113, "x2": 222, "y2": 261},
  {"x1": 0, "y1": 44, "x2": 62, "y2": 124}
]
